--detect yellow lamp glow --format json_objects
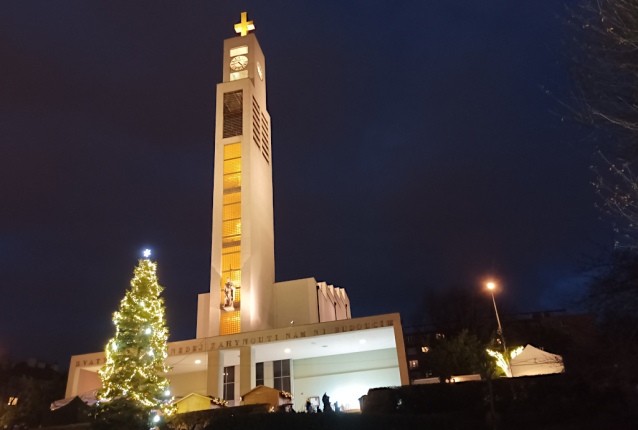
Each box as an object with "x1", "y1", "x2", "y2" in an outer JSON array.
[
  {"x1": 234, "y1": 12, "x2": 255, "y2": 37},
  {"x1": 487, "y1": 282, "x2": 495, "y2": 290}
]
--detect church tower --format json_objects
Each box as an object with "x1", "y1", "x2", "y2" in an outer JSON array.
[
  {"x1": 65, "y1": 14, "x2": 406, "y2": 407},
  {"x1": 199, "y1": 13, "x2": 275, "y2": 337}
]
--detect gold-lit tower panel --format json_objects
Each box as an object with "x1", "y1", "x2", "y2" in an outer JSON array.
[{"x1": 220, "y1": 142, "x2": 242, "y2": 335}]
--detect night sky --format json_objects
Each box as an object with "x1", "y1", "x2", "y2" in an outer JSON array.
[{"x1": 0, "y1": 1, "x2": 610, "y2": 367}]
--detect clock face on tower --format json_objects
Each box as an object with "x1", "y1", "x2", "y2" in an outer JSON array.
[
  {"x1": 230, "y1": 55, "x2": 248, "y2": 71},
  {"x1": 257, "y1": 62, "x2": 264, "y2": 80}
]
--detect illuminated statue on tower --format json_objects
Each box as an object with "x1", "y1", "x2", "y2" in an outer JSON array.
[{"x1": 223, "y1": 275, "x2": 236, "y2": 311}]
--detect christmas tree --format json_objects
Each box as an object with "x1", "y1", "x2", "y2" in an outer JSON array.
[{"x1": 98, "y1": 251, "x2": 174, "y2": 414}]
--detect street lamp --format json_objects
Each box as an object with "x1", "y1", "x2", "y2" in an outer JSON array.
[{"x1": 487, "y1": 281, "x2": 510, "y2": 376}]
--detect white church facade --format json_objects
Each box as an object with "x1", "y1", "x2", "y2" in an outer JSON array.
[{"x1": 65, "y1": 13, "x2": 408, "y2": 412}]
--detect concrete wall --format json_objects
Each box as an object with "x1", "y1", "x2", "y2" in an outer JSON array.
[
  {"x1": 168, "y1": 370, "x2": 208, "y2": 398},
  {"x1": 234, "y1": 364, "x2": 241, "y2": 406},
  {"x1": 316, "y1": 283, "x2": 350, "y2": 322},
  {"x1": 196, "y1": 293, "x2": 210, "y2": 339},
  {"x1": 76, "y1": 369, "x2": 102, "y2": 395},
  {"x1": 292, "y1": 348, "x2": 401, "y2": 411},
  {"x1": 274, "y1": 278, "x2": 319, "y2": 328},
  {"x1": 317, "y1": 283, "x2": 335, "y2": 322},
  {"x1": 243, "y1": 73, "x2": 275, "y2": 333}
]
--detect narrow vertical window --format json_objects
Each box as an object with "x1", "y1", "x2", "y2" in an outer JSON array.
[{"x1": 256, "y1": 362, "x2": 264, "y2": 386}]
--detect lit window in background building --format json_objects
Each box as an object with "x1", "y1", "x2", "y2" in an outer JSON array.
[
  {"x1": 409, "y1": 360, "x2": 419, "y2": 369},
  {"x1": 7, "y1": 397, "x2": 18, "y2": 406},
  {"x1": 422, "y1": 346, "x2": 429, "y2": 353}
]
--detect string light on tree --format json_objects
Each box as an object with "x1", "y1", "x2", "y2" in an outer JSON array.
[
  {"x1": 98, "y1": 257, "x2": 175, "y2": 414},
  {"x1": 487, "y1": 346, "x2": 524, "y2": 378}
]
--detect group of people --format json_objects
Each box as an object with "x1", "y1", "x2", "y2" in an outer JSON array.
[{"x1": 304, "y1": 393, "x2": 343, "y2": 413}]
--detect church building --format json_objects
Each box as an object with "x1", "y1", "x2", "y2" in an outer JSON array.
[{"x1": 65, "y1": 13, "x2": 408, "y2": 412}]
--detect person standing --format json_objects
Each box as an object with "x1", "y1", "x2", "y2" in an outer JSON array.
[{"x1": 322, "y1": 393, "x2": 332, "y2": 412}]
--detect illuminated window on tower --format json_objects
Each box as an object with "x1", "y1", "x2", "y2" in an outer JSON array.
[{"x1": 220, "y1": 142, "x2": 242, "y2": 335}]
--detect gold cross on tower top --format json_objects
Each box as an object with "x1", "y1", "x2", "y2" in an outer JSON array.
[{"x1": 234, "y1": 12, "x2": 255, "y2": 37}]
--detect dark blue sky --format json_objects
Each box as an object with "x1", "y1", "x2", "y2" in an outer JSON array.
[{"x1": 0, "y1": 1, "x2": 609, "y2": 367}]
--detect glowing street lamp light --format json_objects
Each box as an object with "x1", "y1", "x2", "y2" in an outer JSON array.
[{"x1": 486, "y1": 281, "x2": 510, "y2": 376}]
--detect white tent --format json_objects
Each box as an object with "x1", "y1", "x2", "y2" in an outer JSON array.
[
  {"x1": 51, "y1": 389, "x2": 100, "y2": 410},
  {"x1": 510, "y1": 344, "x2": 564, "y2": 377}
]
